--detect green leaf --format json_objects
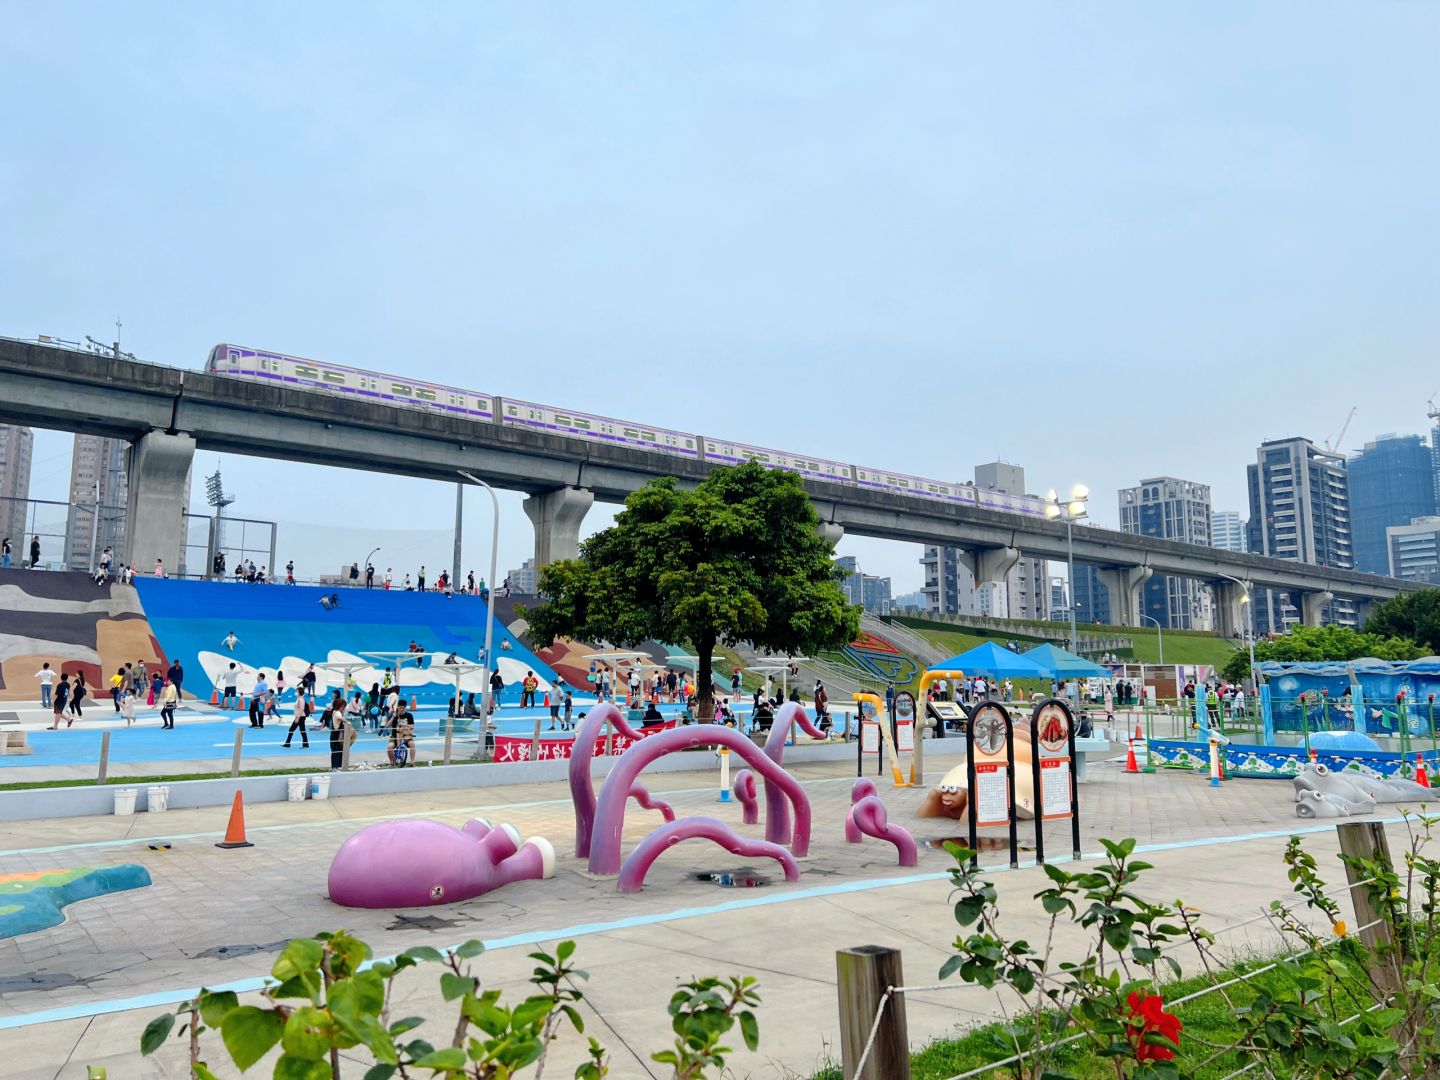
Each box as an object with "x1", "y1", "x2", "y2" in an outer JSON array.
[
  {"x1": 281, "y1": 1006, "x2": 336, "y2": 1061},
  {"x1": 412, "y1": 1046, "x2": 467, "y2": 1069},
  {"x1": 452, "y1": 940, "x2": 486, "y2": 960},
  {"x1": 140, "y1": 1013, "x2": 175, "y2": 1055},
  {"x1": 363, "y1": 1067, "x2": 397, "y2": 1080},
  {"x1": 221, "y1": 1007, "x2": 285, "y2": 1072},
  {"x1": 938, "y1": 955, "x2": 965, "y2": 980},
  {"x1": 389, "y1": 1016, "x2": 426, "y2": 1036},
  {"x1": 198, "y1": 990, "x2": 239, "y2": 1028},
  {"x1": 1102, "y1": 924, "x2": 1132, "y2": 951},
  {"x1": 512, "y1": 996, "x2": 553, "y2": 1029},
  {"x1": 556, "y1": 940, "x2": 576, "y2": 962},
  {"x1": 738, "y1": 1010, "x2": 759, "y2": 1051},
  {"x1": 400, "y1": 945, "x2": 446, "y2": 964},
  {"x1": 271, "y1": 938, "x2": 325, "y2": 984},
  {"x1": 274, "y1": 1055, "x2": 332, "y2": 1080},
  {"x1": 439, "y1": 972, "x2": 473, "y2": 1002}
]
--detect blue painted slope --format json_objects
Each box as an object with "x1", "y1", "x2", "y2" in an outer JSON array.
[{"x1": 135, "y1": 579, "x2": 557, "y2": 704}]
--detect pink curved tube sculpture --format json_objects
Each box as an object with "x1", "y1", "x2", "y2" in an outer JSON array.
[
  {"x1": 847, "y1": 795, "x2": 918, "y2": 867},
  {"x1": 733, "y1": 770, "x2": 758, "y2": 824},
  {"x1": 761, "y1": 702, "x2": 830, "y2": 847},
  {"x1": 589, "y1": 726, "x2": 813, "y2": 875},
  {"x1": 629, "y1": 783, "x2": 676, "y2": 822},
  {"x1": 845, "y1": 778, "x2": 879, "y2": 843},
  {"x1": 617, "y1": 816, "x2": 801, "y2": 893},
  {"x1": 328, "y1": 818, "x2": 556, "y2": 908},
  {"x1": 569, "y1": 703, "x2": 644, "y2": 857}
]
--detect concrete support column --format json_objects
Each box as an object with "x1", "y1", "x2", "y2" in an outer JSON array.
[
  {"x1": 816, "y1": 522, "x2": 844, "y2": 548},
  {"x1": 957, "y1": 545, "x2": 1020, "y2": 587},
  {"x1": 1297, "y1": 589, "x2": 1334, "y2": 627},
  {"x1": 1096, "y1": 565, "x2": 1153, "y2": 627},
  {"x1": 122, "y1": 430, "x2": 196, "y2": 574},
  {"x1": 1352, "y1": 598, "x2": 1377, "y2": 627},
  {"x1": 1211, "y1": 580, "x2": 1249, "y2": 642},
  {"x1": 523, "y1": 486, "x2": 595, "y2": 568}
]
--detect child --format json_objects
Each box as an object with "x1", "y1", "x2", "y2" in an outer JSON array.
[{"x1": 120, "y1": 688, "x2": 136, "y2": 728}]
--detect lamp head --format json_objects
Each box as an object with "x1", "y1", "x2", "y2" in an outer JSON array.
[
  {"x1": 1070, "y1": 483, "x2": 1089, "y2": 501},
  {"x1": 1068, "y1": 501, "x2": 1087, "y2": 518},
  {"x1": 1044, "y1": 503, "x2": 1061, "y2": 519},
  {"x1": 1045, "y1": 489, "x2": 1058, "y2": 503}
]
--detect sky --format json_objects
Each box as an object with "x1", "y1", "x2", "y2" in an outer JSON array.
[{"x1": 3, "y1": 3, "x2": 1439, "y2": 591}]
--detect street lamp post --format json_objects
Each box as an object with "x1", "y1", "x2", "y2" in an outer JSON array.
[
  {"x1": 1045, "y1": 485, "x2": 1090, "y2": 654},
  {"x1": 1215, "y1": 573, "x2": 1257, "y2": 688},
  {"x1": 1138, "y1": 613, "x2": 1164, "y2": 666},
  {"x1": 458, "y1": 471, "x2": 500, "y2": 761},
  {"x1": 364, "y1": 546, "x2": 380, "y2": 584}
]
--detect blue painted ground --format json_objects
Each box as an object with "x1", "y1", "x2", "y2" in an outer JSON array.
[
  {"x1": 0, "y1": 865, "x2": 152, "y2": 938},
  {"x1": 134, "y1": 578, "x2": 559, "y2": 705}
]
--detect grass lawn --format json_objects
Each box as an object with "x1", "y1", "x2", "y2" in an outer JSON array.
[
  {"x1": 902, "y1": 618, "x2": 1237, "y2": 671},
  {"x1": 811, "y1": 950, "x2": 1371, "y2": 1079}
]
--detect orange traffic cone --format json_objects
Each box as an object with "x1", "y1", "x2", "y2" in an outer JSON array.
[
  {"x1": 209, "y1": 688, "x2": 220, "y2": 706},
  {"x1": 215, "y1": 791, "x2": 253, "y2": 849},
  {"x1": 1125, "y1": 739, "x2": 1140, "y2": 774},
  {"x1": 409, "y1": 696, "x2": 417, "y2": 711},
  {"x1": 1417, "y1": 755, "x2": 1429, "y2": 788},
  {"x1": 1134, "y1": 719, "x2": 1143, "y2": 741},
  {"x1": 1309, "y1": 747, "x2": 1318, "y2": 764}
]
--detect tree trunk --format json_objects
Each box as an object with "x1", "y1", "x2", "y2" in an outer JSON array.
[{"x1": 698, "y1": 633, "x2": 715, "y2": 722}]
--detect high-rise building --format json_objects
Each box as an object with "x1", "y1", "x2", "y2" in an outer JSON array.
[
  {"x1": 891, "y1": 589, "x2": 926, "y2": 611},
  {"x1": 506, "y1": 557, "x2": 537, "y2": 594},
  {"x1": 0, "y1": 425, "x2": 34, "y2": 553},
  {"x1": 920, "y1": 462, "x2": 1048, "y2": 620},
  {"x1": 1386, "y1": 517, "x2": 1440, "y2": 584},
  {"x1": 66, "y1": 435, "x2": 129, "y2": 572},
  {"x1": 836, "y1": 555, "x2": 893, "y2": 614},
  {"x1": 1071, "y1": 565, "x2": 1111, "y2": 627},
  {"x1": 1211, "y1": 511, "x2": 1247, "y2": 553},
  {"x1": 1347, "y1": 434, "x2": 1436, "y2": 576},
  {"x1": 1246, "y1": 436, "x2": 1355, "y2": 634},
  {"x1": 1048, "y1": 577, "x2": 1068, "y2": 621},
  {"x1": 1118, "y1": 477, "x2": 1212, "y2": 629}
]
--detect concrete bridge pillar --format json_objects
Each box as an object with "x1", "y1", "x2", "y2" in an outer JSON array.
[
  {"x1": 523, "y1": 486, "x2": 595, "y2": 569},
  {"x1": 1096, "y1": 565, "x2": 1153, "y2": 627},
  {"x1": 816, "y1": 522, "x2": 844, "y2": 548},
  {"x1": 958, "y1": 545, "x2": 1020, "y2": 586},
  {"x1": 1296, "y1": 589, "x2": 1334, "y2": 627},
  {"x1": 122, "y1": 429, "x2": 195, "y2": 575},
  {"x1": 1352, "y1": 598, "x2": 1378, "y2": 627},
  {"x1": 1211, "y1": 580, "x2": 1250, "y2": 642}
]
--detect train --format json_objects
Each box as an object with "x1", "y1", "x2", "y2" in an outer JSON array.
[{"x1": 206, "y1": 343, "x2": 1052, "y2": 517}]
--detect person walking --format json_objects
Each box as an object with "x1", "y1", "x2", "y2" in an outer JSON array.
[
  {"x1": 120, "y1": 686, "x2": 137, "y2": 727},
  {"x1": 283, "y1": 689, "x2": 311, "y2": 748},
  {"x1": 326, "y1": 700, "x2": 354, "y2": 771},
  {"x1": 29, "y1": 535, "x2": 40, "y2": 569},
  {"x1": 68, "y1": 671, "x2": 88, "y2": 722},
  {"x1": 384, "y1": 567, "x2": 392, "y2": 590},
  {"x1": 98, "y1": 546, "x2": 112, "y2": 581},
  {"x1": 884, "y1": 681, "x2": 896, "y2": 717},
  {"x1": 34, "y1": 662, "x2": 54, "y2": 709},
  {"x1": 110, "y1": 667, "x2": 126, "y2": 713},
  {"x1": 167, "y1": 660, "x2": 184, "y2": 707},
  {"x1": 365, "y1": 563, "x2": 375, "y2": 589},
  {"x1": 154, "y1": 558, "x2": 165, "y2": 578},
  {"x1": 1, "y1": 536, "x2": 10, "y2": 568},
  {"x1": 49, "y1": 674, "x2": 70, "y2": 729},
  {"x1": 160, "y1": 678, "x2": 178, "y2": 728},
  {"x1": 221, "y1": 663, "x2": 240, "y2": 710},
  {"x1": 148, "y1": 670, "x2": 163, "y2": 706},
  {"x1": 348, "y1": 562, "x2": 359, "y2": 587},
  {"x1": 248, "y1": 672, "x2": 269, "y2": 727},
  {"x1": 489, "y1": 668, "x2": 505, "y2": 707},
  {"x1": 521, "y1": 670, "x2": 538, "y2": 708},
  {"x1": 286, "y1": 560, "x2": 296, "y2": 585}
]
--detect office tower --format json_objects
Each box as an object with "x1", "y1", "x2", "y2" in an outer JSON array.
[
  {"x1": 1048, "y1": 576, "x2": 1068, "y2": 621},
  {"x1": 891, "y1": 589, "x2": 926, "y2": 611},
  {"x1": 1211, "y1": 511, "x2": 1247, "y2": 553},
  {"x1": 1118, "y1": 477, "x2": 1212, "y2": 629},
  {"x1": 0, "y1": 425, "x2": 34, "y2": 554},
  {"x1": 1071, "y1": 565, "x2": 1111, "y2": 627},
  {"x1": 836, "y1": 555, "x2": 893, "y2": 614},
  {"x1": 506, "y1": 558, "x2": 537, "y2": 594},
  {"x1": 1246, "y1": 437, "x2": 1355, "y2": 633},
  {"x1": 1387, "y1": 517, "x2": 1440, "y2": 584},
  {"x1": 1347, "y1": 434, "x2": 1435, "y2": 575},
  {"x1": 66, "y1": 435, "x2": 128, "y2": 572}
]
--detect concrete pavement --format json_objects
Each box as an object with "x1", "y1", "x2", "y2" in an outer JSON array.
[{"x1": 0, "y1": 756, "x2": 1412, "y2": 1078}]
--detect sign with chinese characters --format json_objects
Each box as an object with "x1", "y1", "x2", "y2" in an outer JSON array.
[
  {"x1": 490, "y1": 722, "x2": 676, "y2": 763},
  {"x1": 973, "y1": 762, "x2": 1009, "y2": 828},
  {"x1": 894, "y1": 691, "x2": 916, "y2": 752}
]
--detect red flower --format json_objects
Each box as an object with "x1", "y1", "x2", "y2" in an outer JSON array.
[{"x1": 1126, "y1": 991, "x2": 1182, "y2": 1062}]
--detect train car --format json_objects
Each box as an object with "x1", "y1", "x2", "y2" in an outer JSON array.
[
  {"x1": 975, "y1": 488, "x2": 1048, "y2": 517},
  {"x1": 701, "y1": 439, "x2": 854, "y2": 484},
  {"x1": 208, "y1": 344, "x2": 495, "y2": 421},
  {"x1": 499, "y1": 398, "x2": 698, "y2": 457},
  {"x1": 854, "y1": 466, "x2": 975, "y2": 505}
]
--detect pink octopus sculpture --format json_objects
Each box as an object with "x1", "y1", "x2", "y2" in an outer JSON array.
[
  {"x1": 731, "y1": 701, "x2": 830, "y2": 847},
  {"x1": 328, "y1": 817, "x2": 554, "y2": 908},
  {"x1": 844, "y1": 778, "x2": 918, "y2": 867}
]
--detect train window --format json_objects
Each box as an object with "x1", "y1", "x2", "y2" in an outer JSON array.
[
  {"x1": 295, "y1": 365, "x2": 319, "y2": 379},
  {"x1": 323, "y1": 371, "x2": 346, "y2": 384},
  {"x1": 415, "y1": 388, "x2": 436, "y2": 401},
  {"x1": 391, "y1": 384, "x2": 413, "y2": 396}
]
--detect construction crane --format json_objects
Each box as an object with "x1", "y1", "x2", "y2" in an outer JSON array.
[
  {"x1": 1324, "y1": 406, "x2": 1356, "y2": 452},
  {"x1": 1427, "y1": 391, "x2": 1440, "y2": 423}
]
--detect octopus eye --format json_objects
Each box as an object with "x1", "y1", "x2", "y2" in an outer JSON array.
[
  {"x1": 430, "y1": 885, "x2": 445, "y2": 900},
  {"x1": 937, "y1": 785, "x2": 961, "y2": 794},
  {"x1": 1314, "y1": 764, "x2": 1330, "y2": 776}
]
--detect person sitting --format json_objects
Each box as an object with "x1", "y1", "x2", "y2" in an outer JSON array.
[
  {"x1": 752, "y1": 698, "x2": 775, "y2": 732},
  {"x1": 464, "y1": 692, "x2": 480, "y2": 718},
  {"x1": 387, "y1": 708, "x2": 416, "y2": 766},
  {"x1": 641, "y1": 702, "x2": 665, "y2": 727}
]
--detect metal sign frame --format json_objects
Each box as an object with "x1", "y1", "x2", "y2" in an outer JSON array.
[
  {"x1": 964, "y1": 700, "x2": 1018, "y2": 869},
  {"x1": 1028, "y1": 697, "x2": 1082, "y2": 864}
]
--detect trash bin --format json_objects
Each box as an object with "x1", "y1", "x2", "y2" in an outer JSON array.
[
  {"x1": 287, "y1": 776, "x2": 309, "y2": 802},
  {"x1": 311, "y1": 775, "x2": 331, "y2": 800},
  {"x1": 146, "y1": 785, "x2": 169, "y2": 813},
  {"x1": 113, "y1": 788, "x2": 137, "y2": 816}
]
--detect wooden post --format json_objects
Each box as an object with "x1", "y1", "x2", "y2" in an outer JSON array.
[
  {"x1": 96, "y1": 731, "x2": 111, "y2": 785},
  {"x1": 1337, "y1": 821, "x2": 1400, "y2": 996},
  {"x1": 230, "y1": 729, "x2": 244, "y2": 778},
  {"x1": 836, "y1": 946, "x2": 909, "y2": 1080}
]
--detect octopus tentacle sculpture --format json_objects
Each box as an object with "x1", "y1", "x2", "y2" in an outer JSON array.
[
  {"x1": 628, "y1": 783, "x2": 676, "y2": 822},
  {"x1": 617, "y1": 817, "x2": 801, "y2": 893},
  {"x1": 845, "y1": 778, "x2": 879, "y2": 843},
  {"x1": 758, "y1": 701, "x2": 830, "y2": 847},
  {"x1": 569, "y1": 703, "x2": 644, "y2": 857},
  {"x1": 733, "y1": 770, "x2": 759, "y2": 825}
]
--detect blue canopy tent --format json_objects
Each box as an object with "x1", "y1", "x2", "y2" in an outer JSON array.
[
  {"x1": 931, "y1": 642, "x2": 1053, "y2": 679},
  {"x1": 1022, "y1": 643, "x2": 1111, "y2": 678}
]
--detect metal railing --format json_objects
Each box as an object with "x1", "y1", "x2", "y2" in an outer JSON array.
[
  {"x1": 863, "y1": 612, "x2": 945, "y2": 666},
  {"x1": 892, "y1": 611, "x2": 1132, "y2": 655}
]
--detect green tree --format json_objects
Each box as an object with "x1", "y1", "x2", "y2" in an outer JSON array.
[
  {"x1": 1364, "y1": 589, "x2": 1440, "y2": 654},
  {"x1": 522, "y1": 461, "x2": 860, "y2": 720},
  {"x1": 1221, "y1": 623, "x2": 1424, "y2": 683}
]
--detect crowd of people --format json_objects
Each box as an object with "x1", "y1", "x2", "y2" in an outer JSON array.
[{"x1": 38, "y1": 658, "x2": 187, "y2": 730}]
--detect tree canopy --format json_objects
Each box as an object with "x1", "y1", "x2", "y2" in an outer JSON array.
[
  {"x1": 1363, "y1": 589, "x2": 1440, "y2": 655},
  {"x1": 522, "y1": 461, "x2": 860, "y2": 718},
  {"x1": 1220, "y1": 623, "x2": 1425, "y2": 683}
]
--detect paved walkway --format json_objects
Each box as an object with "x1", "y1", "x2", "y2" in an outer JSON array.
[{"x1": 0, "y1": 757, "x2": 1412, "y2": 1078}]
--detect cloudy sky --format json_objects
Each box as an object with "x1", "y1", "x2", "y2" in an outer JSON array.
[{"x1": 4, "y1": 3, "x2": 1438, "y2": 591}]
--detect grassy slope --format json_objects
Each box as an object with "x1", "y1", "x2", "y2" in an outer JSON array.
[{"x1": 899, "y1": 618, "x2": 1236, "y2": 670}]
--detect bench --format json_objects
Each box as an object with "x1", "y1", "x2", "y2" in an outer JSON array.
[
  {"x1": 0, "y1": 712, "x2": 31, "y2": 756},
  {"x1": 1072, "y1": 735, "x2": 1111, "y2": 781}
]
